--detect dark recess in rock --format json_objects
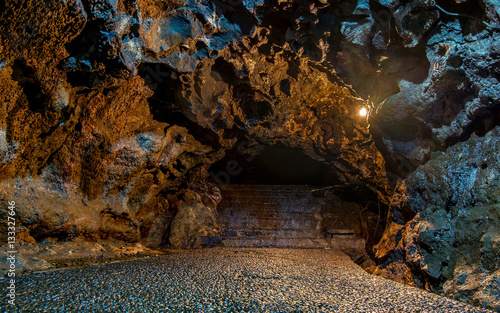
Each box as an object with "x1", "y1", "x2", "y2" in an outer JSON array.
[{"x1": 209, "y1": 145, "x2": 343, "y2": 186}]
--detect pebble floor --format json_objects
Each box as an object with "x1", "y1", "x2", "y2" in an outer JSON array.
[{"x1": 3, "y1": 248, "x2": 493, "y2": 312}]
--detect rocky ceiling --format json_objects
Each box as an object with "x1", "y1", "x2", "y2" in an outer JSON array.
[{"x1": 0, "y1": 0, "x2": 499, "y2": 311}]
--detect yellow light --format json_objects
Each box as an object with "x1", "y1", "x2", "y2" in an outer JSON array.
[{"x1": 359, "y1": 107, "x2": 367, "y2": 117}]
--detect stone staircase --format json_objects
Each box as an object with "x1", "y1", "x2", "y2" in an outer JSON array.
[{"x1": 217, "y1": 185, "x2": 329, "y2": 248}]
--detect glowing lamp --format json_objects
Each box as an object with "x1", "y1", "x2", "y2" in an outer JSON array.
[{"x1": 359, "y1": 107, "x2": 367, "y2": 117}]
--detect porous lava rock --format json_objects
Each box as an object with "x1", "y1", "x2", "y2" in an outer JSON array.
[
  {"x1": 0, "y1": 0, "x2": 499, "y2": 311},
  {"x1": 0, "y1": 0, "x2": 389, "y2": 254},
  {"x1": 374, "y1": 127, "x2": 500, "y2": 310}
]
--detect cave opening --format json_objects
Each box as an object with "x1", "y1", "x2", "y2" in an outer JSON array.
[
  {"x1": 208, "y1": 143, "x2": 385, "y2": 259},
  {"x1": 208, "y1": 144, "x2": 343, "y2": 187}
]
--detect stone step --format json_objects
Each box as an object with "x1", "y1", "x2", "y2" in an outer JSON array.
[
  {"x1": 218, "y1": 203, "x2": 321, "y2": 212},
  {"x1": 221, "y1": 190, "x2": 320, "y2": 198},
  {"x1": 220, "y1": 195, "x2": 322, "y2": 205},
  {"x1": 220, "y1": 217, "x2": 321, "y2": 230},
  {"x1": 326, "y1": 228, "x2": 357, "y2": 238},
  {"x1": 221, "y1": 237, "x2": 329, "y2": 248},
  {"x1": 222, "y1": 228, "x2": 322, "y2": 239},
  {"x1": 218, "y1": 185, "x2": 327, "y2": 249},
  {"x1": 219, "y1": 209, "x2": 319, "y2": 220},
  {"x1": 221, "y1": 185, "x2": 317, "y2": 192}
]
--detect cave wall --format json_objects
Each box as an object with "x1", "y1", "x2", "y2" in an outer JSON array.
[
  {"x1": 0, "y1": 0, "x2": 230, "y2": 249},
  {"x1": 365, "y1": 1, "x2": 500, "y2": 311},
  {"x1": 374, "y1": 127, "x2": 500, "y2": 310},
  {"x1": 0, "y1": 0, "x2": 390, "y2": 251},
  {"x1": 0, "y1": 0, "x2": 499, "y2": 310}
]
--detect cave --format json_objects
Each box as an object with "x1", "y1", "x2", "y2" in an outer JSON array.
[
  {"x1": 208, "y1": 145, "x2": 343, "y2": 186},
  {"x1": 1, "y1": 0, "x2": 499, "y2": 312}
]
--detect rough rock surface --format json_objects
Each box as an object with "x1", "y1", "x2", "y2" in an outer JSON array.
[
  {"x1": 0, "y1": 0, "x2": 228, "y2": 251},
  {"x1": 374, "y1": 127, "x2": 500, "y2": 311},
  {"x1": 364, "y1": 1, "x2": 500, "y2": 311},
  {"x1": 0, "y1": 238, "x2": 161, "y2": 275},
  {"x1": 0, "y1": 0, "x2": 390, "y2": 253},
  {"x1": 169, "y1": 186, "x2": 222, "y2": 248},
  {"x1": 0, "y1": 0, "x2": 499, "y2": 311},
  {"x1": 371, "y1": 4, "x2": 500, "y2": 179},
  {"x1": 177, "y1": 46, "x2": 389, "y2": 200}
]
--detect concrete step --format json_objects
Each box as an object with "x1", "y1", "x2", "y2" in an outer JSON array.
[
  {"x1": 219, "y1": 209, "x2": 319, "y2": 220},
  {"x1": 220, "y1": 195, "x2": 322, "y2": 205},
  {"x1": 218, "y1": 185, "x2": 327, "y2": 249},
  {"x1": 218, "y1": 203, "x2": 321, "y2": 212},
  {"x1": 326, "y1": 228, "x2": 357, "y2": 238},
  {"x1": 222, "y1": 228, "x2": 322, "y2": 239},
  {"x1": 221, "y1": 185, "x2": 317, "y2": 192},
  {"x1": 221, "y1": 237, "x2": 329, "y2": 248},
  {"x1": 221, "y1": 190, "x2": 321, "y2": 198},
  {"x1": 220, "y1": 217, "x2": 321, "y2": 230}
]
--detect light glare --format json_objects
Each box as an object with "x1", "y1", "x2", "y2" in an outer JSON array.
[{"x1": 359, "y1": 107, "x2": 367, "y2": 117}]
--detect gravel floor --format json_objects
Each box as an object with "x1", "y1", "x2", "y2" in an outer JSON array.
[{"x1": 3, "y1": 249, "x2": 493, "y2": 312}]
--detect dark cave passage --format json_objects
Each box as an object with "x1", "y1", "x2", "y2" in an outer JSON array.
[
  {"x1": 209, "y1": 144, "x2": 386, "y2": 260},
  {"x1": 208, "y1": 145, "x2": 343, "y2": 187}
]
